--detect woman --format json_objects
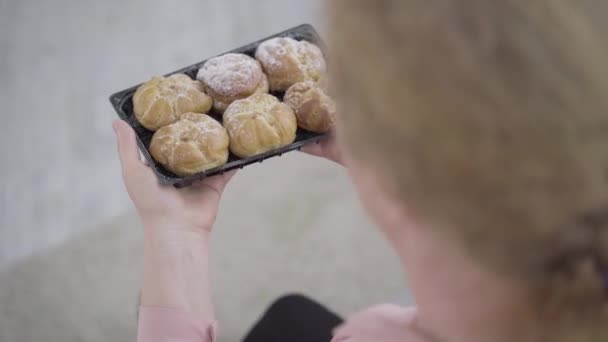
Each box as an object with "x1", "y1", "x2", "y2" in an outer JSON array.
[{"x1": 114, "y1": 0, "x2": 608, "y2": 341}]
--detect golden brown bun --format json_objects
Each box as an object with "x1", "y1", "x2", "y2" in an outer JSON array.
[
  {"x1": 196, "y1": 53, "x2": 269, "y2": 113},
  {"x1": 223, "y1": 94, "x2": 297, "y2": 158},
  {"x1": 133, "y1": 74, "x2": 213, "y2": 131},
  {"x1": 149, "y1": 113, "x2": 229, "y2": 176},
  {"x1": 284, "y1": 82, "x2": 337, "y2": 133},
  {"x1": 255, "y1": 37, "x2": 327, "y2": 92}
]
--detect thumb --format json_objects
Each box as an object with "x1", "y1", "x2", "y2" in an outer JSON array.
[
  {"x1": 113, "y1": 120, "x2": 146, "y2": 178},
  {"x1": 195, "y1": 170, "x2": 237, "y2": 194},
  {"x1": 300, "y1": 142, "x2": 324, "y2": 158}
]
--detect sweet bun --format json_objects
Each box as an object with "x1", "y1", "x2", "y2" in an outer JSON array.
[
  {"x1": 196, "y1": 53, "x2": 269, "y2": 113},
  {"x1": 149, "y1": 113, "x2": 229, "y2": 176},
  {"x1": 255, "y1": 37, "x2": 327, "y2": 92},
  {"x1": 284, "y1": 81, "x2": 336, "y2": 133},
  {"x1": 223, "y1": 94, "x2": 297, "y2": 158},
  {"x1": 133, "y1": 74, "x2": 213, "y2": 131}
]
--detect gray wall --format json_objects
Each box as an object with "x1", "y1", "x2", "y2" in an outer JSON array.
[{"x1": 0, "y1": 0, "x2": 325, "y2": 267}]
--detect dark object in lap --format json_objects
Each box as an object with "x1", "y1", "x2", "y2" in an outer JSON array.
[{"x1": 244, "y1": 294, "x2": 343, "y2": 342}]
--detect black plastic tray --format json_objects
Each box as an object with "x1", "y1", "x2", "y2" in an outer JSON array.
[{"x1": 109, "y1": 24, "x2": 327, "y2": 188}]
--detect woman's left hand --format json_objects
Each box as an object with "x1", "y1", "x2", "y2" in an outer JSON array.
[{"x1": 113, "y1": 119, "x2": 235, "y2": 234}]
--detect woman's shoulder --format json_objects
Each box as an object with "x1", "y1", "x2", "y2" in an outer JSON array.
[{"x1": 332, "y1": 305, "x2": 432, "y2": 342}]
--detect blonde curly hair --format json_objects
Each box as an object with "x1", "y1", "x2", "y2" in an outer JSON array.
[{"x1": 329, "y1": 1, "x2": 608, "y2": 340}]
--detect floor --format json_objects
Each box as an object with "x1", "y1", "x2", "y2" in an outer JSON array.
[{"x1": 0, "y1": 1, "x2": 408, "y2": 341}]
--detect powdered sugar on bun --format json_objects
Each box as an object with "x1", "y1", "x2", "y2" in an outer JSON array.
[
  {"x1": 255, "y1": 37, "x2": 327, "y2": 92},
  {"x1": 223, "y1": 94, "x2": 297, "y2": 158},
  {"x1": 284, "y1": 81, "x2": 336, "y2": 133},
  {"x1": 149, "y1": 113, "x2": 229, "y2": 176},
  {"x1": 196, "y1": 53, "x2": 269, "y2": 112},
  {"x1": 132, "y1": 74, "x2": 213, "y2": 131}
]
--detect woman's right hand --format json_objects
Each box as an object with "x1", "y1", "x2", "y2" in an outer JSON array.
[{"x1": 300, "y1": 132, "x2": 345, "y2": 166}]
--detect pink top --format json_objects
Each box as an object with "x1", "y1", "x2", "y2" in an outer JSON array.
[{"x1": 138, "y1": 304, "x2": 420, "y2": 342}]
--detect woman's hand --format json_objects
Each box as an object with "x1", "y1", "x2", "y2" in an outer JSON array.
[
  {"x1": 113, "y1": 119, "x2": 235, "y2": 234},
  {"x1": 300, "y1": 131, "x2": 345, "y2": 166},
  {"x1": 114, "y1": 119, "x2": 234, "y2": 319}
]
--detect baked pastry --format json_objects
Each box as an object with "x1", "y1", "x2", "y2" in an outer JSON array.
[
  {"x1": 196, "y1": 53, "x2": 269, "y2": 113},
  {"x1": 133, "y1": 74, "x2": 213, "y2": 131},
  {"x1": 223, "y1": 94, "x2": 297, "y2": 158},
  {"x1": 255, "y1": 37, "x2": 327, "y2": 92},
  {"x1": 284, "y1": 82, "x2": 337, "y2": 133},
  {"x1": 149, "y1": 113, "x2": 229, "y2": 176}
]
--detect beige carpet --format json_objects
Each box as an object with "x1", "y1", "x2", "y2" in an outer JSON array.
[{"x1": 0, "y1": 154, "x2": 408, "y2": 342}]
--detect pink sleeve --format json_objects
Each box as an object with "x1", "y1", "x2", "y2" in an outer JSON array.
[
  {"x1": 331, "y1": 305, "x2": 420, "y2": 342},
  {"x1": 137, "y1": 307, "x2": 217, "y2": 342}
]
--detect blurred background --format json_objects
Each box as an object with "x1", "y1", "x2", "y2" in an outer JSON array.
[{"x1": 0, "y1": 0, "x2": 407, "y2": 341}]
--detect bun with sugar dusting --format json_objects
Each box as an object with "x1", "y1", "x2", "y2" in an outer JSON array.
[
  {"x1": 149, "y1": 113, "x2": 229, "y2": 176},
  {"x1": 284, "y1": 81, "x2": 336, "y2": 133},
  {"x1": 132, "y1": 74, "x2": 213, "y2": 131},
  {"x1": 196, "y1": 53, "x2": 269, "y2": 113},
  {"x1": 255, "y1": 37, "x2": 327, "y2": 92},
  {"x1": 223, "y1": 94, "x2": 297, "y2": 158}
]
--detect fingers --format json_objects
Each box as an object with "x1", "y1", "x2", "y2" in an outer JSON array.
[
  {"x1": 113, "y1": 120, "x2": 141, "y2": 168},
  {"x1": 300, "y1": 143, "x2": 325, "y2": 158},
  {"x1": 302, "y1": 130, "x2": 337, "y2": 155},
  {"x1": 300, "y1": 136, "x2": 345, "y2": 166},
  {"x1": 183, "y1": 171, "x2": 237, "y2": 210},
  {"x1": 219, "y1": 170, "x2": 238, "y2": 184},
  {"x1": 113, "y1": 120, "x2": 156, "y2": 183},
  {"x1": 196, "y1": 170, "x2": 237, "y2": 194}
]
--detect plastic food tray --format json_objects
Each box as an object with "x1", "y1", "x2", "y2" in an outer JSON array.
[{"x1": 109, "y1": 24, "x2": 327, "y2": 188}]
